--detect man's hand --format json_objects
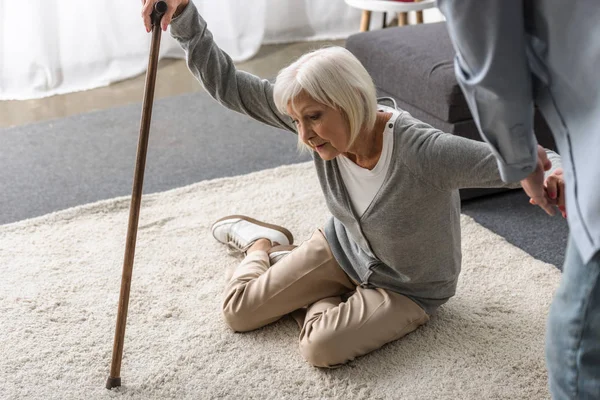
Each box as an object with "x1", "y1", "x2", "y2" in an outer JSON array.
[
  {"x1": 521, "y1": 145, "x2": 555, "y2": 216},
  {"x1": 142, "y1": 0, "x2": 189, "y2": 33}
]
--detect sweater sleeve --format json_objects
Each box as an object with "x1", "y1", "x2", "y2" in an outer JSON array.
[
  {"x1": 169, "y1": 1, "x2": 295, "y2": 133},
  {"x1": 397, "y1": 112, "x2": 520, "y2": 191},
  {"x1": 544, "y1": 149, "x2": 562, "y2": 179}
]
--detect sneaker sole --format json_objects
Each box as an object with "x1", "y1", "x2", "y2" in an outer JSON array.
[{"x1": 212, "y1": 215, "x2": 294, "y2": 245}]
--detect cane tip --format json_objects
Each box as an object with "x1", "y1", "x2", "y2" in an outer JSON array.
[{"x1": 106, "y1": 376, "x2": 122, "y2": 389}]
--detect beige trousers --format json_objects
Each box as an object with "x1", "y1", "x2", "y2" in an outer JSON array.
[{"x1": 222, "y1": 229, "x2": 429, "y2": 368}]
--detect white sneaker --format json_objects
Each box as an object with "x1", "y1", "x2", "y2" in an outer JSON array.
[
  {"x1": 211, "y1": 215, "x2": 294, "y2": 254},
  {"x1": 267, "y1": 244, "x2": 297, "y2": 264}
]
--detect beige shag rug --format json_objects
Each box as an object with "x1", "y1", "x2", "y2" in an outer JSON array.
[{"x1": 0, "y1": 162, "x2": 561, "y2": 400}]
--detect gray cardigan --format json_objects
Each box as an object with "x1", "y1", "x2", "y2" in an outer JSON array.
[{"x1": 171, "y1": 2, "x2": 556, "y2": 314}]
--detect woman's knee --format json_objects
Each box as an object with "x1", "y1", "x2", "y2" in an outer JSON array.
[
  {"x1": 298, "y1": 328, "x2": 348, "y2": 368},
  {"x1": 221, "y1": 289, "x2": 254, "y2": 332},
  {"x1": 222, "y1": 309, "x2": 247, "y2": 332}
]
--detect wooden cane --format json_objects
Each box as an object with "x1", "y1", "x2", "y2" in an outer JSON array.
[{"x1": 106, "y1": 0, "x2": 167, "y2": 389}]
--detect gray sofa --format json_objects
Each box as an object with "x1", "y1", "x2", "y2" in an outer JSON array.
[{"x1": 346, "y1": 22, "x2": 557, "y2": 200}]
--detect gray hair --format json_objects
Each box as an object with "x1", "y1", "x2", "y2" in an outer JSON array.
[{"x1": 273, "y1": 46, "x2": 377, "y2": 150}]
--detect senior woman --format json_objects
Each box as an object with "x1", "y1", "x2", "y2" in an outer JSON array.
[{"x1": 142, "y1": 0, "x2": 561, "y2": 368}]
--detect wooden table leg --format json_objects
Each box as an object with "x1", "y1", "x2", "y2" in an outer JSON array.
[
  {"x1": 398, "y1": 12, "x2": 408, "y2": 26},
  {"x1": 416, "y1": 10, "x2": 424, "y2": 24},
  {"x1": 415, "y1": 0, "x2": 424, "y2": 24},
  {"x1": 360, "y1": 10, "x2": 372, "y2": 32}
]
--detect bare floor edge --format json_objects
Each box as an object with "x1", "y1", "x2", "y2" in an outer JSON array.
[{"x1": 0, "y1": 40, "x2": 344, "y2": 129}]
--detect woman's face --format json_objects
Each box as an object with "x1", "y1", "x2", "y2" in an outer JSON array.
[{"x1": 286, "y1": 91, "x2": 351, "y2": 160}]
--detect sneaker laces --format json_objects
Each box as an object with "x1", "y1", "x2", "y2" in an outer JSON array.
[{"x1": 225, "y1": 232, "x2": 253, "y2": 256}]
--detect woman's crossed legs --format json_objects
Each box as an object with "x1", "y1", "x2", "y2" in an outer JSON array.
[{"x1": 214, "y1": 217, "x2": 429, "y2": 367}]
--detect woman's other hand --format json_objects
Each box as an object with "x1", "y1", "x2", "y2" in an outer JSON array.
[
  {"x1": 141, "y1": 0, "x2": 189, "y2": 33},
  {"x1": 545, "y1": 168, "x2": 566, "y2": 218},
  {"x1": 530, "y1": 167, "x2": 567, "y2": 218}
]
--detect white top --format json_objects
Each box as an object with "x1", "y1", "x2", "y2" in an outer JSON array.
[{"x1": 337, "y1": 106, "x2": 401, "y2": 216}]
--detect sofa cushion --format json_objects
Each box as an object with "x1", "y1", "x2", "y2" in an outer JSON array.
[{"x1": 346, "y1": 22, "x2": 471, "y2": 123}]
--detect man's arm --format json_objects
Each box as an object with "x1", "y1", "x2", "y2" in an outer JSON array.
[{"x1": 437, "y1": 0, "x2": 537, "y2": 183}]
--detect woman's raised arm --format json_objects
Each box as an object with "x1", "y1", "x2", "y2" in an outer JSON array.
[{"x1": 141, "y1": 0, "x2": 296, "y2": 133}]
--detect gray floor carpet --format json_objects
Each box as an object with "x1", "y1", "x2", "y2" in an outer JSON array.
[
  {"x1": 0, "y1": 92, "x2": 310, "y2": 225},
  {"x1": 462, "y1": 190, "x2": 568, "y2": 269},
  {"x1": 0, "y1": 91, "x2": 568, "y2": 267}
]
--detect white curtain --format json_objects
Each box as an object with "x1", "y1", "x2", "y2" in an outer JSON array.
[{"x1": 0, "y1": 0, "x2": 371, "y2": 100}]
